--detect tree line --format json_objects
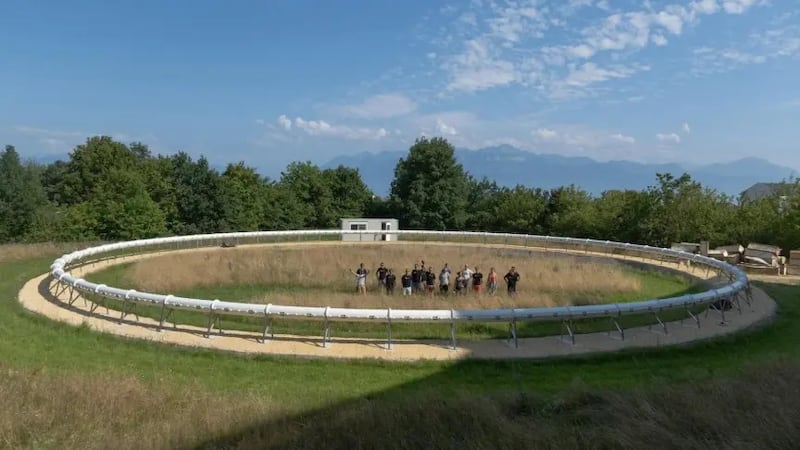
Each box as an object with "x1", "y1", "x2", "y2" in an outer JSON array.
[{"x1": 1, "y1": 136, "x2": 799, "y2": 251}]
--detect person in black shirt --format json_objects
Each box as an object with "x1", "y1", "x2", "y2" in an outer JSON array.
[
  {"x1": 471, "y1": 268, "x2": 483, "y2": 295},
  {"x1": 376, "y1": 262, "x2": 388, "y2": 292},
  {"x1": 401, "y1": 269, "x2": 412, "y2": 296},
  {"x1": 425, "y1": 266, "x2": 436, "y2": 296},
  {"x1": 385, "y1": 269, "x2": 396, "y2": 295},
  {"x1": 410, "y1": 264, "x2": 422, "y2": 294},
  {"x1": 503, "y1": 266, "x2": 520, "y2": 297}
]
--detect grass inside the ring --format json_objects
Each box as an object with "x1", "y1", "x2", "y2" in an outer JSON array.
[{"x1": 85, "y1": 243, "x2": 706, "y2": 340}]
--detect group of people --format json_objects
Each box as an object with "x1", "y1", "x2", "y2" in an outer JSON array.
[{"x1": 350, "y1": 260, "x2": 520, "y2": 297}]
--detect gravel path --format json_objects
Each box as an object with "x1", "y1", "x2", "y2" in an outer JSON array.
[{"x1": 17, "y1": 243, "x2": 778, "y2": 361}]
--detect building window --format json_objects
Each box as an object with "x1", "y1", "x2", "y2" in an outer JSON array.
[{"x1": 350, "y1": 223, "x2": 367, "y2": 231}]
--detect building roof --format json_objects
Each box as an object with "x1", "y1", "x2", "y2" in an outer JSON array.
[{"x1": 741, "y1": 182, "x2": 790, "y2": 202}]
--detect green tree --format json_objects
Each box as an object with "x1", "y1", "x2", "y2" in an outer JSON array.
[
  {"x1": 464, "y1": 177, "x2": 501, "y2": 231},
  {"x1": 169, "y1": 152, "x2": 225, "y2": 234},
  {"x1": 545, "y1": 185, "x2": 596, "y2": 238},
  {"x1": 593, "y1": 190, "x2": 655, "y2": 244},
  {"x1": 389, "y1": 137, "x2": 469, "y2": 230},
  {"x1": 88, "y1": 169, "x2": 167, "y2": 240},
  {"x1": 492, "y1": 186, "x2": 549, "y2": 234},
  {"x1": 56, "y1": 136, "x2": 144, "y2": 205},
  {"x1": 279, "y1": 162, "x2": 333, "y2": 228},
  {"x1": 643, "y1": 173, "x2": 736, "y2": 246},
  {"x1": 0, "y1": 145, "x2": 49, "y2": 241},
  {"x1": 323, "y1": 165, "x2": 373, "y2": 220},
  {"x1": 220, "y1": 162, "x2": 266, "y2": 231},
  {"x1": 261, "y1": 182, "x2": 308, "y2": 230}
]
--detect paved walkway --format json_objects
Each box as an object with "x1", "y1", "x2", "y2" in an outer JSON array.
[{"x1": 17, "y1": 244, "x2": 778, "y2": 361}]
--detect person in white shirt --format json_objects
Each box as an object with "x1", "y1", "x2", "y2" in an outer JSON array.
[
  {"x1": 439, "y1": 265, "x2": 451, "y2": 295},
  {"x1": 462, "y1": 264, "x2": 473, "y2": 290},
  {"x1": 349, "y1": 263, "x2": 369, "y2": 295}
]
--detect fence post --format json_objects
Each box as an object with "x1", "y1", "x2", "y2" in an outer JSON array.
[
  {"x1": 449, "y1": 309, "x2": 457, "y2": 350},
  {"x1": 386, "y1": 308, "x2": 392, "y2": 350}
]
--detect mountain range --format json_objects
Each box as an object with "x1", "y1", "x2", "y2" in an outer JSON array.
[{"x1": 323, "y1": 145, "x2": 798, "y2": 198}]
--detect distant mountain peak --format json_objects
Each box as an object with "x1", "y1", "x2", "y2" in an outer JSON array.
[{"x1": 323, "y1": 146, "x2": 797, "y2": 197}]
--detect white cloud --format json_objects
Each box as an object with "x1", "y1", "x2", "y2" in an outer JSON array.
[
  {"x1": 568, "y1": 44, "x2": 596, "y2": 58},
  {"x1": 652, "y1": 34, "x2": 669, "y2": 46},
  {"x1": 13, "y1": 125, "x2": 83, "y2": 139},
  {"x1": 691, "y1": 0, "x2": 720, "y2": 15},
  {"x1": 691, "y1": 23, "x2": 800, "y2": 76},
  {"x1": 255, "y1": 119, "x2": 265, "y2": 126},
  {"x1": 682, "y1": 122, "x2": 691, "y2": 134},
  {"x1": 277, "y1": 114, "x2": 292, "y2": 131},
  {"x1": 656, "y1": 132, "x2": 682, "y2": 144},
  {"x1": 433, "y1": 0, "x2": 766, "y2": 100},
  {"x1": 444, "y1": 39, "x2": 518, "y2": 92},
  {"x1": 610, "y1": 133, "x2": 636, "y2": 144},
  {"x1": 562, "y1": 62, "x2": 648, "y2": 87},
  {"x1": 533, "y1": 128, "x2": 559, "y2": 141},
  {"x1": 721, "y1": 0, "x2": 758, "y2": 14},
  {"x1": 11, "y1": 125, "x2": 159, "y2": 154},
  {"x1": 338, "y1": 93, "x2": 417, "y2": 119},
  {"x1": 436, "y1": 118, "x2": 458, "y2": 135},
  {"x1": 290, "y1": 116, "x2": 388, "y2": 140}
]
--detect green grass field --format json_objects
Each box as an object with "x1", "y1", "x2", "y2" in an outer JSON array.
[
  {"x1": 85, "y1": 261, "x2": 703, "y2": 340},
  {"x1": 1, "y1": 251, "x2": 798, "y2": 449}
]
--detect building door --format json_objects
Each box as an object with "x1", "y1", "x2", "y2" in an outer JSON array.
[{"x1": 381, "y1": 222, "x2": 391, "y2": 241}]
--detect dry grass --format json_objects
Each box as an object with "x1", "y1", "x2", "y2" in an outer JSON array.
[
  {"x1": 2, "y1": 361, "x2": 796, "y2": 450},
  {"x1": 0, "y1": 366, "x2": 277, "y2": 450},
  {"x1": 124, "y1": 243, "x2": 644, "y2": 308},
  {"x1": 0, "y1": 242, "x2": 99, "y2": 264},
  {"x1": 208, "y1": 360, "x2": 800, "y2": 450}
]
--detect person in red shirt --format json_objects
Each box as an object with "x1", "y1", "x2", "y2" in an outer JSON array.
[
  {"x1": 471, "y1": 267, "x2": 483, "y2": 295},
  {"x1": 487, "y1": 267, "x2": 498, "y2": 295}
]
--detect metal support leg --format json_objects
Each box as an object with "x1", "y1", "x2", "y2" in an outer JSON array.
[
  {"x1": 158, "y1": 307, "x2": 175, "y2": 332},
  {"x1": 158, "y1": 302, "x2": 169, "y2": 331},
  {"x1": 204, "y1": 312, "x2": 215, "y2": 338},
  {"x1": 67, "y1": 286, "x2": 79, "y2": 306},
  {"x1": 259, "y1": 316, "x2": 273, "y2": 344},
  {"x1": 610, "y1": 315, "x2": 625, "y2": 340},
  {"x1": 322, "y1": 318, "x2": 331, "y2": 348},
  {"x1": 55, "y1": 282, "x2": 69, "y2": 299},
  {"x1": 387, "y1": 317, "x2": 393, "y2": 350},
  {"x1": 745, "y1": 283, "x2": 754, "y2": 309},
  {"x1": 649, "y1": 311, "x2": 667, "y2": 334},
  {"x1": 508, "y1": 319, "x2": 518, "y2": 348},
  {"x1": 449, "y1": 320, "x2": 457, "y2": 350},
  {"x1": 88, "y1": 294, "x2": 108, "y2": 314},
  {"x1": 561, "y1": 319, "x2": 575, "y2": 345},
  {"x1": 119, "y1": 300, "x2": 139, "y2": 323},
  {"x1": 684, "y1": 307, "x2": 700, "y2": 328}
]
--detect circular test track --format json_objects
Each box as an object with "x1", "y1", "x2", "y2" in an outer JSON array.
[{"x1": 19, "y1": 230, "x2": 777, "y2": 361}]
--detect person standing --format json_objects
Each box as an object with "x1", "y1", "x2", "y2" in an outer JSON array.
[
  {"x1": 462, "y1": 265, "x2": 474, "y2": 291},
  {"x1": 503, "y1": 266, "x2": 520, "y2": 297},
  {"x1": 401, "y1": 269, "x2": 412, "y2": 296},
  {"x1": 439, "y1": 265, "x2": 451, "y2": 295},
  {"x1": 471, "y1": 267, "x2": 483, "y2": 295},
  {"x1": 425, "y1": 266, "x2": 436, "y2": 296},
  {"x1": 385, "y1": 269, "x2": 397, "y2": 295},
  {"x1": 411, "y1": 264, "x2": 422, "y2": 294},
  {"x1": 376, "y1": 262, "x2": 388, "y2": 293},
  {"x1": 350, "y1": 263, "x2": 370, "y2": 296},
  {"x1": 487, "y1": 267, "x2": 498, "y2": 296}
]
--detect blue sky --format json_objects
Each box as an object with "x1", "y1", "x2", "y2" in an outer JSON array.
[{"x1": 1, "y1": 0, "x2": 799, "y2": 176}]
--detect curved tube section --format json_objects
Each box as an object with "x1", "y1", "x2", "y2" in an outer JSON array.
[{"x1": 49, "y1": 230, "x2": 749, "y2": 326}]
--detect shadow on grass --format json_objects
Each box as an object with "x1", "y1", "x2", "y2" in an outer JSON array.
[{"x1": 186, "y1": 283, "x2": 798, "y2": 449}]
